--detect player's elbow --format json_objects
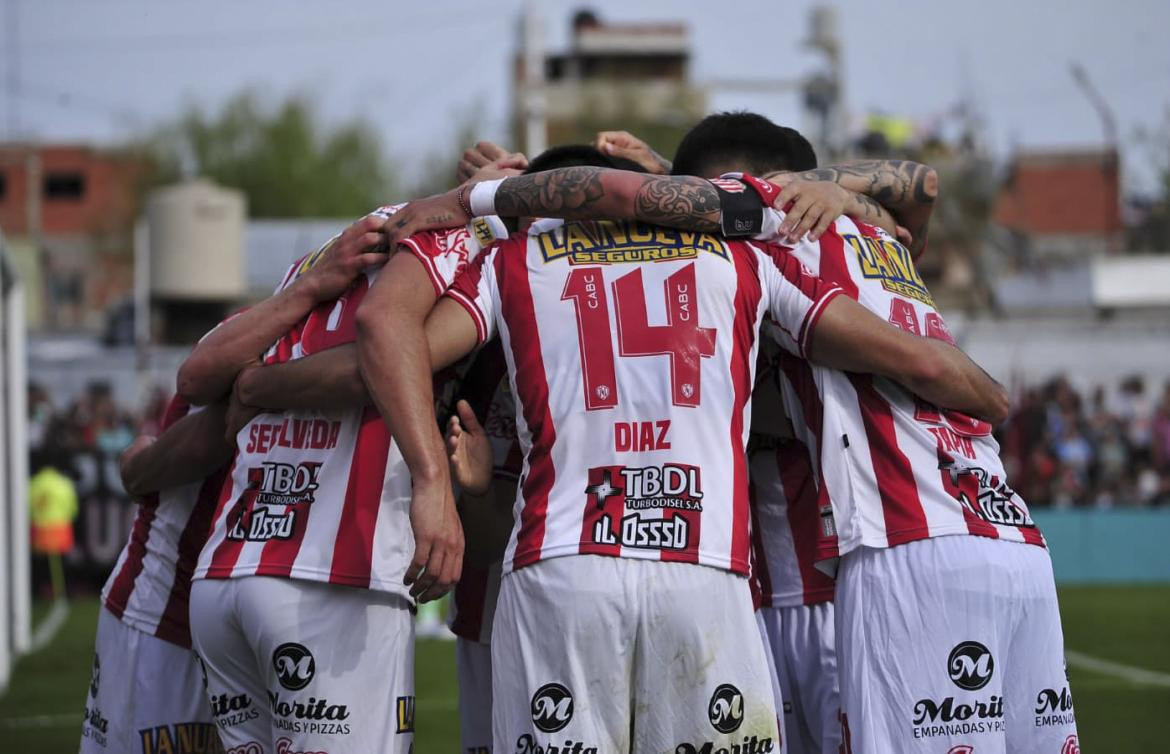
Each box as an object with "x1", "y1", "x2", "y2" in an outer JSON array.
[
  {"x1": 985, "y1": 383, "x2": 1011, "y2": 426},
  {"x1": 175, "y1": 354, "x2": 215, "y2": 406}
]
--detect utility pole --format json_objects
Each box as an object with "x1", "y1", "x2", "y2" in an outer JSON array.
[
  {"x1": 804, "y1": 6, "x2": 844, "y2": 160},
  {"x1": 5, "y1": 0, "x2": 18, "y2": 139},
  {"x1": 1070, "y1": 62, "x2": 1120, "y2": 255},
  {"x1": 521, "y1": 0, "x2": 546, "y2": 157}
]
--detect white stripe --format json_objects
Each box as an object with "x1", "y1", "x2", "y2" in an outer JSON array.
[{"x1": 1065, "y1": 650, "x2": 1170, "y2": 688}]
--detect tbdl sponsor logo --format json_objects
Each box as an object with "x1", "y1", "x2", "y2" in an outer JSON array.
[
  {"x1": 273, "y1": 643, "x2": 315, "y2": 691},
  {"x1": 531, "y1": 683, "x2": 573, "y2": 733},
  {"x1": 941, "y1": 461, "x2": 1034, "y2": 529},
  {"x1": 948, "y1": 641, "x2": 994, "y2": 691},
  {"x1": 251, "y1": 461, "x2": 322, "y2": 506}
]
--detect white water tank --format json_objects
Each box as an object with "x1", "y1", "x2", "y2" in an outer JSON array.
[{"x1": 147, "y1": 179, "x2": 246, "y2": 299}]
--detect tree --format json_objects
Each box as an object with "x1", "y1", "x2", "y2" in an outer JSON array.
[{"x1": 144, "y1": 92, "x2": 396, "y2": 218}]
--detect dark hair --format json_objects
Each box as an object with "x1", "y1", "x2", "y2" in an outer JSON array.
[
  {"x1": 671, "y1": 111, "x2": 817, "y2": 177},
  {"x1": 524, "y1": 144, "x2": 648, "y2": 174}
]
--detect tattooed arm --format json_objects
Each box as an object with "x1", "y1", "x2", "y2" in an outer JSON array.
[{"x1": 768, "y1": 160, "x2": 938, "y2": 257}]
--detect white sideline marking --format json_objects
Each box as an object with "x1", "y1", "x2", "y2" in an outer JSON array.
[
  {"x1": 29, "y1": 600, "x2": 70, "y2": 653},
  {"x1": 1066, "y1": 649, "x2": 1170, "y2": 688},
  {"x1": 0, "y1": 712, "x2": 76, "y2": 729}
]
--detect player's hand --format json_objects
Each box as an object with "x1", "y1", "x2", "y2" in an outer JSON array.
[
  {"x1": 297, "y1": 215, "x2": 390, "y2": 303},
  {"x1": 446, "y1": 400, "x2": 492, "y2": 495},
  {"x1": 896, "y1": 225, "x2": 914, "y2": 247},
  {"x1": 380, "y1": 190, "x2": 469, "y2": 249},
  {"x1": 457, "y1": 141, "x2": 510, "y2": 183},
  {"x1": 774, "y1": 179, "x2": 852, "y2": 243},
  {"x1": 593, "y1": 130, "x2": 671, "y2": 175},
  {"x1": 405, "y1": 475, "x2": 464, "y2": 603},
  {"x1": 224, "y1": 369, "x2": 262, "y2": 445},
  {"x1": 465, "y1": 153, "x2": 528, "y2": 185}
]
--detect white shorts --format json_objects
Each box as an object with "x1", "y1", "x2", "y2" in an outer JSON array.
[
  {"x1": 189, "y1": 576, "x2": 414, "y2": 754},
  {"x1": 492, "y1": 555, "x2": 779, "y2": 754},
  {"x1": 836, "y1": 536, "x2": 1079, "y2": 754},
  {"x1": 457, "y1": 638, "x2": 494, "y2": 753},
  {"x1": 80, "y1": 606, "x2": 217, "y2": 754},
  {"x1": 759, "y1": 601, "x2": 839, "y2": 754}
]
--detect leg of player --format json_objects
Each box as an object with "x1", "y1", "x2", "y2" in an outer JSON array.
[
  {"x1": 835, "y1": 537, "x2": 1012, "y2": 754},
  {"x1": 633, "y1": 561, "x2": 780, "y2": 753},
  {"x1": 189, "y1": 579, "x2": 273, "y2": 754},
  {"x1": 225, "y1": 576, "x2": 415, "y2": 754},
  {"x1": 81, "y1": 606, "x2": 221, "y2": 753},
  {"x1": 1002, "y1": 545, "x2": 1079, "y2": 753},
  {"x1": 456, "y1": 637, "x2": 494, "y2": 753},
  {"x1": 755, "y1": 610, "x2": 791, "y2": 753},
  {"x1": 759, "y1": 602, "x2": 840, "y2": 754},
  {"x1": 491, "y1": 556, "x2": 637, "y2": 753}
]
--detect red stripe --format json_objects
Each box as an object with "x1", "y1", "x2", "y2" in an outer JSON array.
[
  {"x1": 103, "y1": 502, "x2": 157, "y2": 619},
  {"x1": 155, "y1": 464, "x2": 229, "y2": 647},
  {"x1": 851, "y1": 375, "x2": 930, "y2": 545},
  {"x1": 203, "y1": 459, "x2": 250, "y2": 577},
  {"x1": 726, "y1": 244, "x2": 763, "y2": 574},
  {"x1": 1020, "y1": 521, "x2": 1046, "y2": 547},
  {"x1": 776, "y1": 353, "x2": 839, "y2": 562},
  {"x1": 327, "y1": 407, "x2": 392, "y2": 586},
  {"x1": 817, "y1": 225, "x2": 860, "y2": 299},
  {"x1": 748, "y1": 479, "x2": 773, "y2": 609},
  {"x1": 496, "y1": 246, "x2": 556, "y2": 568},
  {"x1": 450, "y1": 564, "x2": 489, "y2": 641},
  {"x1": 776, "y1": 441, "x2": 836, "y2": 605},
  {"x1": 401, "y1": 235, "x2": 448, "y2": 296}
]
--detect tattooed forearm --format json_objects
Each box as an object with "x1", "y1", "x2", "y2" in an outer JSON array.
[
  {"x1": 494, "y1": 166, "x2": 606, "y2": 218},
  {"x1": 771, "y1": 160, "x2": 938, "y2": 255},
  {"x1": 632, "y1": 177, "x2": 720, "y2": 232},
  {"x1": 494, "y1": 168, "x2": 722, "y2": 232}
]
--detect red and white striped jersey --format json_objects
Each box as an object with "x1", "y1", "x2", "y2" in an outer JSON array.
[
  {"x1": 194, "y1": 209, "x2": 507, "y2": 597},
  {"x1": 102, "y1": 397, "x2": 229, "y2": 648},
  {"x1": 448, "y1": 346, "x2": 521, "y2": 644},
  {"x1": 445, "y1": 217, "x2": 843, "y2": 575},
  {"x1": 768, "y1": 213, "x2": 1045, "y2": 565}
]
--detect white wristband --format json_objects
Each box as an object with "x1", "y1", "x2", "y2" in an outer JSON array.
[{"x1": 469, "y1": 178, "x2": 504, "y2": 217}]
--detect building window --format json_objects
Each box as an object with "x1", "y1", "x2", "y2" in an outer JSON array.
[{"x1": 44, "y1": 171, "x2": 85, "y2": 200}]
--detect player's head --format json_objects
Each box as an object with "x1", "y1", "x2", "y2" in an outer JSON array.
[
  {"x1": 671, "y1": 111, "x2": 817, "y2": 178},
  {"x1": 511, "y1": 144, "x2": 647, "y2": 229},
  {"x1": 523, "y1": 144, "x2": 647, "y2": 175}
]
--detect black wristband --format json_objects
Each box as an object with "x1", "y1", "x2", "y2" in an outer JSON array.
[{"x1": 710, "y1": 178, "x2": 766, "y2": 237}]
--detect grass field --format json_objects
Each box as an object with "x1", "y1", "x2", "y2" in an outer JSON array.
[{"x1": 1, "y1": 586, "x2": 1168, "y2": 752}]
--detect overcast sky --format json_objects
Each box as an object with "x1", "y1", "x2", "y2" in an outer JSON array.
[{"x1": 5, "y1": 0, "x2": 1169, "y2": 194}]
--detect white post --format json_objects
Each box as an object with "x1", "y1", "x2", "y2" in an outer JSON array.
[
  {"x1": 7, "y1": 278, "x2": 29, "y2": 655},
  {"x1": 134, "y1": 217, "x2": 151, "y2": 377},
  {"x1": 0, "y1": 245, "x2": 10, "y2": 693},
  {"x1": 522, "y1": 0, "x2": 546, "y2": 157}
]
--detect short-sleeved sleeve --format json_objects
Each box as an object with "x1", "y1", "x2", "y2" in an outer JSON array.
[
  {"x1": 443, "y1": 243, "x2": 502, "y2": 345},
  {"x1": 402, "y1": 216, "x2": 510, "y2": 297},
  {"x1": 754, "y1": 242, "x2": 843, "y2": 358}
]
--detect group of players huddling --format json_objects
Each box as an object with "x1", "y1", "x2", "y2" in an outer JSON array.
[{"x1": 80, "y1": 112, "x2": 1079, "y2": 754}]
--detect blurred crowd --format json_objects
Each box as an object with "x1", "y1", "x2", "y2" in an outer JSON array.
[
  {"x1": 27, "y1": 375, "x2": 1170, "y2": 508},
  {"x1": 1001, "y1": 376, "x2": 1170, "y2": 508}
]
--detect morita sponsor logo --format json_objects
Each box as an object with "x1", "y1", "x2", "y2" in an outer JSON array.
[
  {"x1": 594, "y1": 512, "x2": 689, "y2": 551},
  {"x1": 1034, "y1": 686, "x2": 1076, "y2": 727},
  {"x1": 673, "y1": 737, "x2": 775, "y2": 754},
  {"x1": 267, "y1": 691, "x2": 351, "y2": 736},
  {"x1": 210, "y1": 692, "x2": 260, "y2": 729},
  {"x1": 912, "y1": 642, "x2": 1005, "y2": 739},
  {"x1": 245, "y1": 418, "x2": 342, "y2": 454},
  {"x1": 514, "y1": 736, "x2": 597, "y2": 754}
]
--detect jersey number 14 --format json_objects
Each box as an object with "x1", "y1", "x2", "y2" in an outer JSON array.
[{"x1": 562, "y1": 263, "x2": 716, "y2": 411}]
